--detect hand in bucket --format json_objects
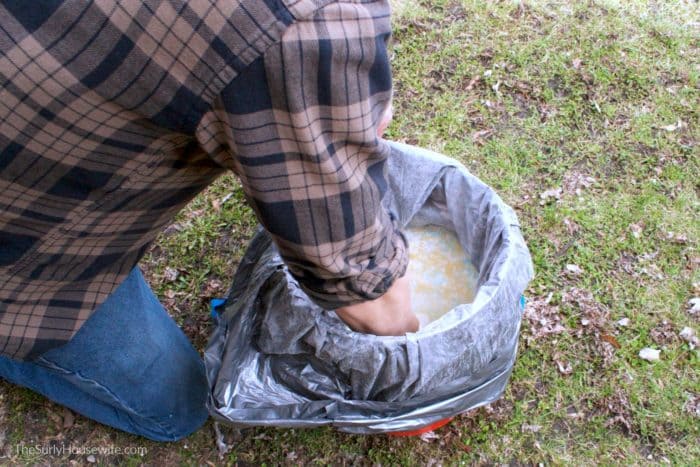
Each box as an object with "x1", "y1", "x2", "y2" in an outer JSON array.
[{"x1": 335, "y1": 273, "x2": 418, "y2": 336}]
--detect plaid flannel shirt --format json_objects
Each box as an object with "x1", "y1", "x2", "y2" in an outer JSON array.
[{"x1": 0, "y1": 0, "x2": 407, "y2": 360}]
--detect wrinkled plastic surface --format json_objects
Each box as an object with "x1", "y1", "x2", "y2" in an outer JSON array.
[{"x1": 204, "y1": 142, "x2": 534, "y2": 434}]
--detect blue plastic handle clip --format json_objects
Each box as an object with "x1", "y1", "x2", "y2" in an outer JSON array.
[{"x1": 210, "y1": 298, "x2": 227, "y2": 321}]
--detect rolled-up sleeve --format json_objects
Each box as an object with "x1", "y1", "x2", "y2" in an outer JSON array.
[{"x1": 196, "y1": 0, "x2": 407, "y2": 309}]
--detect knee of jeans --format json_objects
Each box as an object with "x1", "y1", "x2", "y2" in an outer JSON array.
[
  {"x1": 141, "y1": 402, "x2": 209, "y2": 442},
  {"x1": 111, "y1": 354, "x2": 210, "y2": 442},
  {"x1": 129, "y1": 348, "x2": 210, "y2": 436},
  {"x1": 39, "y1": 333, "x2": 210, "y2": 441}
]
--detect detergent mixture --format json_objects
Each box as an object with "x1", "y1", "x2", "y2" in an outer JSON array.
[{"x1": 404, "y1": 225, "x2": 479, "y2": 328}]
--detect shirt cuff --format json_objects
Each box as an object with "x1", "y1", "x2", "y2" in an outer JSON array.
[{"x1": 296, "y1": 220, "x2": 409, "y2": 310}]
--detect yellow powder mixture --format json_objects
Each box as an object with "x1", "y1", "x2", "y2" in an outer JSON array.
[{"x1": 404, "y1": 226, "x2": 479, "y2": 328}]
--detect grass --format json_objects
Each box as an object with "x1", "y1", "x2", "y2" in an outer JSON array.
[{"x1": 1, "y1": 0, "x2": 698, "y2": 464}]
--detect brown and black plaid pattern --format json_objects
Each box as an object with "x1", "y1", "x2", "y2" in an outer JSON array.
[{"x1": 0, "y1": 0, "x2": 406, "y2": 360}]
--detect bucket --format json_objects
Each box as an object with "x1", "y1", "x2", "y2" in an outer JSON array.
[{"x1": 204, "y1": 142, "x2": 534, "y2": 434}]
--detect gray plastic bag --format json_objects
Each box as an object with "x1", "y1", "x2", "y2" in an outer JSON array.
[{"x1": 204, "y1": 142, "x2": 534, "y2": 434}]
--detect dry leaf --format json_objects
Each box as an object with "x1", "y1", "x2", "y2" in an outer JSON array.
[
  {"x1": 472, "y1": 129, "x2": 494, "y2": 144},
  {"x1": 679, "y1": 327, "x2": 698, "y2": 349},
  {"x1": 456, "y1": 442, "x2": 472, "y2": 452},
  {"x1": 465, "y1": 75, "x2": 480, "y2": 90},
  {"x1": 639, "y1": 264, "x2": 665, "y2": 281},
  {"x1": 163, "y1": 267, "x2": 179, "y2": 282},
  {"x1": 572, "y1": 58, "x2": 582, "y2": 69},
  {"x1": 661, "y1": 119, "x2": 687, "y2": 132},
  {"x1": 555, "y1": 359, "x2": 573, "y2": 375},
  {"x1": 639, "y1": 251, "x2": 659, "y2": 261},
  {"x1": 616, "y1": 317, "x2": 630, "y2": 327},
  {"x1": 186, "y1": 208, "x2": 205, "y2": 220},
  {"x1": 162, "y1": 222, "x2": 185, "y2": 236},
  {"x1": 47, "y1": 407, "x2": 63, "y2": 427},
  {"x1": 539, "y1": 187, "x2": 563, "y2": 205},
  {"x1": 563, "y1": 217, "x2": 580, "y2": 235},
  {"x1": 565, "y1": 264, "x2": 583, "y2": 276},
  {"x1": 203, "y1": 278, "x2": 223, "y2": 296},
  {"x1": 629, "y1": 222, "x2": 644, "y2": 239},
  {"x1": 62, "y1": 407, "x2": 75, "y2": 429},
  {"x1": 563, "y1": 171, "x2": 595, "y2": 196},
  {"x1": 521, "y1": 424, "x2": 542, "y2": 433},
  {"x1": 679, "y1": 326, "x2": 695, "y2": 341},
  {"x1": 664, "y1": 231, "x2": 688, "y2": 244},
  {"x1": 684, "y1": 393, "x2": 700, "y2": 418},
  {"x1": 601, "y1": 334, "x2": 621, "y2": 349},
  {"x1": 220, "y1": 192, "x2": 234, "y2": 204},
  {"x1": 478, "y1": 48, "x2": 494, "y2": 61},
  {"x1": 687, "y1": 297, "x2": 700, "y2": 315},
  {"x1": 639, "y1": 347, "x2": 660, "y2": 361}
]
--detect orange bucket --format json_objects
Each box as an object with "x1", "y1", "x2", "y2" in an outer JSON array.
[{"x1": 386, "y1": 417, "x2": 453, "y2": 437}]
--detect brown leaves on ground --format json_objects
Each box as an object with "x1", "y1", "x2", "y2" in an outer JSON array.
[
  {"x1": 563, "y1": 217, "x2": 580, "y2": 236},
  {"x1": 599, "y1": 389, "x2": 635, "y2": 437},
  {"x1": 661, "y1": 231, "x2": 689, "y2": 245},
  {"x1": 659, "y1": 119, "x2": 687, "y2": 133},
  {"x1": 562, "y1": 287, "x2": 617, "y2": 367},
  {"x1": 46, "y1": 404, "x2": 76, "y2": 436},
  {"x1": 552, "y1": 356, "x2": 573, "y2": 375},
  {"x1": 649, "y1": 321, "x2": 678, "y2": 346},
  {"x1": 159, "y1": 276, "x2": 225, "y2": 351},
  {"x1": 201, "y1": 278, "x2": 224, "y2": 297},
  {"x1": 62, "y1": 407, "x2": 75, "y2": 430},
  {"x1": 538, "y1": 170, "x2": 595, "y2": 206},
  {"x1": 471, "y1": 128, "x2": 494, "y2": 145},
  {"x1": 182, "y1": 314, "x2": 215, "y2": 351},
  {"x1": 0, "y1": 393, "x2": 150, "y2": 465},
  {"x1": 562, "y1": 171, "x2": 596, "y2": 197},
  {"x1": 525, "y1": 287, "x2": 620, "y2": 364},
  {"x1": 163, "y1": 266, "x2": 180, "y2": 283},
  {"x1": 617, "y1": 252, "x2": 638, "y2": 276},
  {"x1": 524, "y1": 287, "x2": 618, "y2": 372},
  {"x1": 562, "y1": 287, "x2": 611, "y2": 334},
  {"x1": 523, "y1": 293, "x2": 566, "y2": 344},
  {"x1": 683, "y1": 393, "x2": 700, "y2": 418},
  {"x1": 615, "y1": 250, "x2": 665, "y2": 281}
]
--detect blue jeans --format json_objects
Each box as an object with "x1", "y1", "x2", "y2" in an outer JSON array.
[{"x1": 0, "y1": 268, "x2": 209, "y2": 441}]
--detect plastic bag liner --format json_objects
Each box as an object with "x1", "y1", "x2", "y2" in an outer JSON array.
[{"x1": 204, "y1": 141, "x2": 534, "y2": 434}]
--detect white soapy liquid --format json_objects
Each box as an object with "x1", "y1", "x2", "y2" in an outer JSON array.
[{"x1": 404, "y1": 226, "x2": 479, "y2": 328}]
